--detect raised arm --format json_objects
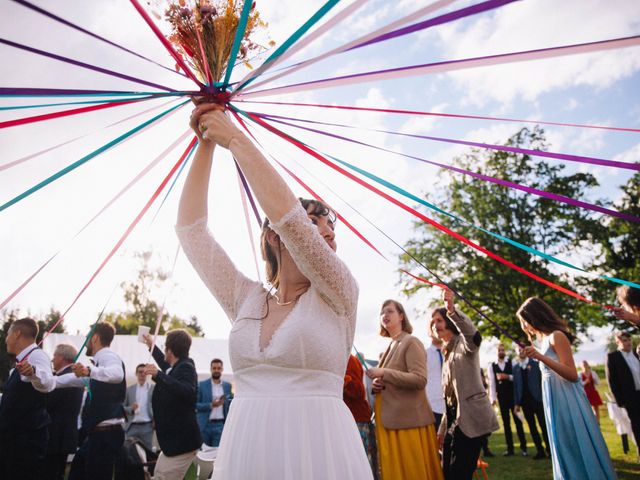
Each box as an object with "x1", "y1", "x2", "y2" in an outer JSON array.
[{"x1": 443, "y1": 288, "x2": 481, "y2": 354}]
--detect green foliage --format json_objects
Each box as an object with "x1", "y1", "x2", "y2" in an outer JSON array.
[
  {"x1": 105, "y1": 251, "x2": 204, "y2": 338},
  {"x1": 400, "y1": 127, "x2": 607, "y2": 342}
]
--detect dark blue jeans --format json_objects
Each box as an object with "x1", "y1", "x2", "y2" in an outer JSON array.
[{"x1": 202, "y1": 420, "x2": 225, "y2": 447}]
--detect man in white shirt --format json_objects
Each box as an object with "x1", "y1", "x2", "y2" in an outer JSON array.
[
  {"x1": 0, "y1": 317, "x2": 55, "y2": 479},
  {"x1": 124, "y1": 363, "x2": 155, "y2": 451},
  {"x1": 606, "y1": 331, "x2": 640, "y2": 459},
  {"x1": 56, "y1": 322, "x2": 126, "y2": 480},
  {"x1": 425, "y1": 335, "x2": 445, "y2": 430}
]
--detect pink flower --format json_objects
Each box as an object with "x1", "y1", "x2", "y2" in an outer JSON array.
[{"x1": 179, "y1": 7, "x2": 192, "y2": 18}]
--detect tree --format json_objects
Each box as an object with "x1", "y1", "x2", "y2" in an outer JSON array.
[
  {"x1": 105, "y1": 251, "x2": 204, "y2": 338},
  {"x1": 399, "y1": 127, "x2": 606, "y2": 341}
]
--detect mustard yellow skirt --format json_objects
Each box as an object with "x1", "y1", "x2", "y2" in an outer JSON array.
[{"x1": 375, "y1": 395, "x2": 444, "y2": 480}]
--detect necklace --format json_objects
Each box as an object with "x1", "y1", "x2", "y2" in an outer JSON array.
[{"x1": 272, "y1": 292, "x2": 295, "y2": 306}]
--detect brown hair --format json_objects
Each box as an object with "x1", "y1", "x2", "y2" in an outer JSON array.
[
  {"x1": 516, "y1": 297, "x2": 576, "y2": 343},
  {"x1": 615, "y1": 331, "x2": 631, "y2": 340},
  {"x1": 429, "y1": 307, "x2": 458, "y2": 336},
  {"x1": 617, "y1": 285, "x2": 640, "y2": 312},
  {"x1": 165, "y1": 329, "x2": 192, "y2": 359},
  {"x1": 93, "y1": 322, "x2": 116, "y2": 347},
  {"x1": 10, "y1": 317, "x2": 38, "y2": 340},
  {"x1": 379, "y1": 299, "x2": 413, "y2": 337},
  {"x1": 261, "y1": 198, "x2": 335, "y2": 289}
]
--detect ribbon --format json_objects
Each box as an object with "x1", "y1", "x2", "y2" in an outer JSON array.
[
  {"x1": 149, "y1": 245, "x2": 182, "y2": 356},
  {"x1": 233, "y1": 107, "x2": 612, "y2": 310},
  {"x1": 235, "y1": 99, "x2": 640, "y2": 134},
  {"x1": 151, "y1": 143, "x2": 197, "y2": 222},
  {"x1": 222, "y1": 0, "x2": 254, "y2": 89},
  {"x1": 129, "y1": 0, "x2": 204, "y2": 88},
  {"x1": 0, "y1": 88, "x2": 196, "y2": 97},
  {"x1": 0, "y1": 98, "x2": 181, "y2": 172},
  {"x1": 0, "y1": 101, "x2": 188, "y2": 212},
  {"x1": 235, "y1": 160, "x2": 262, "y2": 225},
  {"x1": 256, "y1": 112, "x2": 640, "y2": 172},
  {"x1": 232, "y1": 0, "x2": 342, "y2": 93},
  {"x1": 236, "y1": 35, "x2": 640, "y2": 98},
  {"x1": 39, "y1": 137, "x2": 198, "y2": 342},
  {"x1": 0, "y1": 130, "x2": 193, "y2": 310},
  {"x1": 238, "y1": 0, "x2": 456, "y2": 93},
  {"x1": 231, "y1": 111, "x2": 526, "y2": 346},
  {"x1": 236, "y1": 168, "x2": 263, "y2": 281},
  {"x1": 0, "y1": 38, "x2": 178, "y2": 92},
  {"x1": 0, "y1": 98, "x2": 151, "y2": 129},
  {"x1": 0, "y1": 95, "x2": 171, "y2": 111},
  {"x1": 11, "y1": 0, "x2": 186, "y2": 78},
  {"x1": 255, "y1": 113, "x2": 640, "y2": 223}
]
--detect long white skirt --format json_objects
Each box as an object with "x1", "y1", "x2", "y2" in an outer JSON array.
[{"x1": 212, "y1": 368, "x2": 373, "y2": 480}]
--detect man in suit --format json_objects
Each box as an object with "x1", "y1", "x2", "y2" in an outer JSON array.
[
  {"x1": 0, "y1": 317, "x2": 56, "y2": 480},
  {"x1": 513, "y1": 345, "x2": 550, "y2": 460},
  {"x1": 144, "y1": 329, "x2": 202, "y2": 479},
  {"x1": 197, "y1": 358, "x2": 233, "y2": 447},
  {"x1": 124, "y1": 363, "x2": 155, "y2": 451},
  {"x1": 489, "y1": 343, "x2": 527, "y2": 456},
  {"x1": 606, "y1": 331, "x2": 640, "y2": 459},
  {"x1": 44, "y1": 343, "x2": 84, "y2": 480},
  {"x1": 55, "y1": 322, "x2": 126, "y2": 480}
]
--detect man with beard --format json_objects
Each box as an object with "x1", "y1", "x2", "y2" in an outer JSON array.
[
  {"x1": 44, "y1": 343, "x2": 84, "y2": 480},
  {"x1": 488, "y1": 343, "x2": 527, "y2": 456},
  {"x1": 0, "y1": 318, "x2": 56, "y2": 480},
  {"x1": 55, "y1": 322, "x2": 126, "y2": 480},
  {"x1": 196, "y1": 358, "x2": 233, "y2": 447}
]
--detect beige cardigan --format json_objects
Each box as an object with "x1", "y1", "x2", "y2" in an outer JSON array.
[{"x1": 378, "y1": 332, "x2": 435, "y2": 430}]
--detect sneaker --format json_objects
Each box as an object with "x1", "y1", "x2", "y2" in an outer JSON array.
[
  {"x1": 503, "y1": 450, "x2": 515, "y2": 457},
  {"x1": 533, "y1": 452, "x2": 546, "y2": 460}
]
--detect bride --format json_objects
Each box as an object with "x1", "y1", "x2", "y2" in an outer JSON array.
[{"x1": 177, "y1": 102, "x2": 373, "y2": 479}]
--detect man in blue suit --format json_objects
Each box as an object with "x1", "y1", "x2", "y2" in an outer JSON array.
[
  {"x1": 196, "y1": 358, "x2": 233, "y2": 447},
  {"x1": 513, "y1": 345, "x2": 550, "y2": 460}
]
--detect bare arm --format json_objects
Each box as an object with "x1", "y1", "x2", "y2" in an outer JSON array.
[{"x1": 526, "y1": 331, "x2": 578, "y2": 382}]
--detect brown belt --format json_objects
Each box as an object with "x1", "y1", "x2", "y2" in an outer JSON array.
[{"x1": 91, "y1": 423, "x2": 123, "y2": 433}]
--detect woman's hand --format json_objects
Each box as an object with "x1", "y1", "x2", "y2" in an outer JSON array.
[
  {"x1": 437, "y1": 433, "x2": 445, "y2": 451},
  {"x1": 189, "y1": 102, "x2": 222, "y2": 143},
  {"x1": 371, "y1": 377, "x2": 384, "y2": 394},
  {"x1": 193, "y1": 107, "x2": 243, "y2": 149},
  {"x1": 366, "y1": 367, "x2": 384, "y2": 380},
  {"x1": 442, "y1": 287, "x2": 455, "y2": 315},
  {"x1": 613, "y1": 307, "x2": 640, "y2": 327},
  {"x1": 523, "y1": 345, "x2": 543, "y2": 361}
]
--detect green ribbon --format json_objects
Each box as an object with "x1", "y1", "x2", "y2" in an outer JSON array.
[
  {"x1": 233, "y1": 0, "x2": 342, "y2": 93},
  {"x1": 0, "y1": 100, "x2": 188, "y2": 212},
  {"x1": 222, "y1": 0, "x2": 255, "y2": 89},
  {"x1": 0, "y1": 95, "x2": 170, "y2": 111}
]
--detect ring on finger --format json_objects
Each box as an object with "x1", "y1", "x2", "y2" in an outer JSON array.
[{"x1": 199, "y1": 122, "x2": 207, "y2": 134}]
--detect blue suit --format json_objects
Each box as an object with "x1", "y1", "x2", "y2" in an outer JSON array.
[
  {"x1": 512, "y1": 359, "x2": 549, "y2": 456},
  {"x1": 196, "y1": 379, "x2": 233, "y2": 447},
  {"x1": 513, "y1": 359, "x2": 542, "y2": 404}
]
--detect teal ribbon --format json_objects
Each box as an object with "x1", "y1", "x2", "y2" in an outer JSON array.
[
  {"x1": 352, "y1": 345, "x2": 369, "y2": 371},
  {"x1": 0, "y1": 100, "x2": 188, "y2": 212},
  {"x1": 222, "y1": 0, "x2": 255, "y2": 89},
  {"x1": 0, "y1": 95, "x2": 169, "y2": 111},
  {"x1": 151, "y1": 142, "x2": 197, "y2": 222},
  {"x1": 232, "y1": 105, "x2": 640, "y2": 290},
  {"x1": 233, "y1": 0, "x2": 341, "y2": 93}
]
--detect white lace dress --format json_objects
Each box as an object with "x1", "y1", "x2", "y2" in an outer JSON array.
[{"x1": 177, "y1": 204, "x2": 373, "y2": 480}]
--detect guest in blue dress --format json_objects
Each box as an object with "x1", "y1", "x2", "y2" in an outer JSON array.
[{"x1": 516, "y1": 297, "x2": 617, "y2": 480}]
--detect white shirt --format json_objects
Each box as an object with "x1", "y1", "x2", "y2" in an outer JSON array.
[
  {"x1": 133, "y1": 383, "x2": 152, "y2": 423},
  {"x1": 209, "y1": 381, "x2": 225, "y2": 420},
  {"x1": 620, "y1": 349, "x2": 640, "y2": 390},
  {"x1": 14, "y1": 343, "x2": 55, "y2": 393},
  {"x1": 55, "y1": 347, "x2": 125, "y2": 426},
  {"x1": 515, "y1": 357, "x2": 529, "y2": 369},
  {"x1": 488, "y1": 360, "x2": 513, "y2": 404},
  {"x1": 425, "y1": 344, "x2": 445, "y2": 414}
]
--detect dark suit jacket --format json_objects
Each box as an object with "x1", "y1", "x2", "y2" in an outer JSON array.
[
  {"x1": 151, "y1": 346, "x2": 202, "y2": 456},
  {"x1": 513, "y1": 359, "x2": 543, "y2": 405},
  {"x1": 46, "y1": 365, "x2": 84, "y2": 455},
  {"x1": 196, "y1": 379, "x2": 233, "y2": 432},
  {"x1": 606, "y1": 350, "x2": 640, "y2": 408}
]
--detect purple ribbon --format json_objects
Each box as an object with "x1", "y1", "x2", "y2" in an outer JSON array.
[
  {"x1": 349, "y1": 0, "x2": 518, "y2": 51},
  {"x1": 0, "y1": 38, "x2": 177, "y2": 92},
  {"x1": 234, "y1": 160, "x2": 262, "y2": 225},
  {"x1": 249, "y1": 112, "x2": 640, "y2": 223},
  {"x1": 258, "y1": 113, "x2": 640, "y2": 172},
  {"x1": 11, "y1": 0, "x2": 186, "y2": 78}
]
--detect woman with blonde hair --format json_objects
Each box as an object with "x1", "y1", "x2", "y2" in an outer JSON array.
[
  {"x1": 517, "y1": 297, "x2": 616, "y2": 480},
  {"x1": 366, "y1": 299, "x2": 442, "y2": 480}
]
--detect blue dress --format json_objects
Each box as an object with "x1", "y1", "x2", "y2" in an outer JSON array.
[{"x1": 540, "y1": 335, "x2": 617, "y2": 479}]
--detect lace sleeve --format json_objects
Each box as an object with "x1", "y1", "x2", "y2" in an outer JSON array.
[
  {"x1": 270, "y1": 204, "x2": 358, "y2": 317},
  {"x1": 176, "y1": 217, "x2": 258, "y2": 322}
]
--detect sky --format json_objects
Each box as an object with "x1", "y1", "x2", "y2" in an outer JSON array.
[{"x1": 1, "y1": 0, "x2": 639, "y2": 369}]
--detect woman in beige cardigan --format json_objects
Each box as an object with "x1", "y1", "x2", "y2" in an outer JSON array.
[{"x1": 366, "y1": 300, "x2": 443, "y2": 480}]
